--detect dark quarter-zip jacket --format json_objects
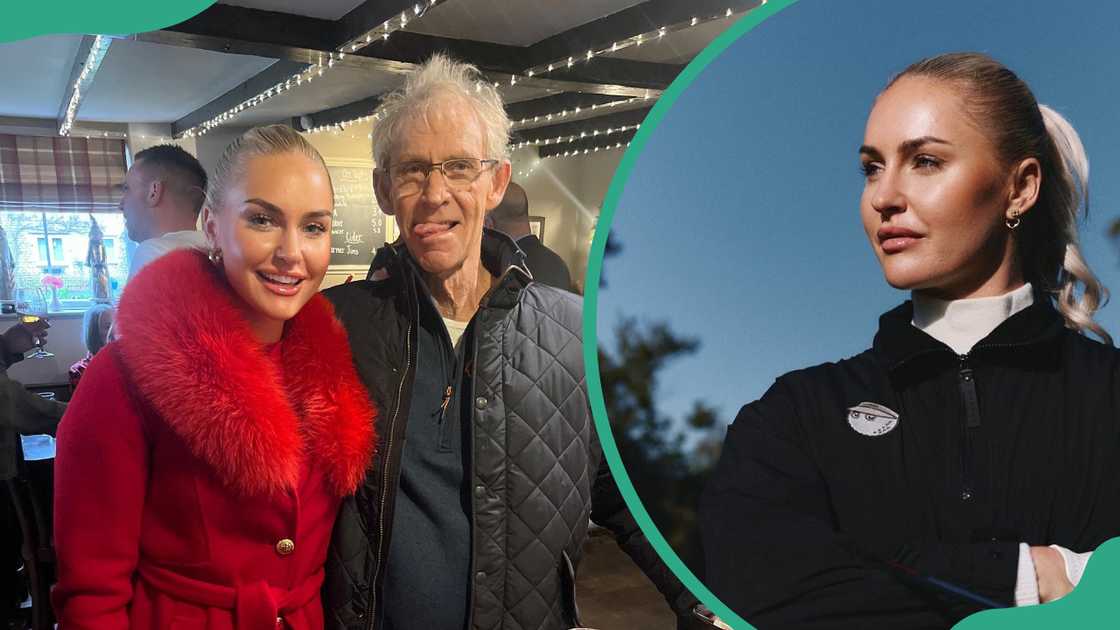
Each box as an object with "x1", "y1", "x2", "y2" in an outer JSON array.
[
  {"x1": 379, "y1": 262, "x2": 475, "y2": 630},
  {"x1": 701, "y1": 297, "x2": 1120, "y2": 629}
]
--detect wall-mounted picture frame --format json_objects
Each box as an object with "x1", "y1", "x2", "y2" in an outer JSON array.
[{"x1": 528, "y1": 216, "x2": 546, "y2": 244}]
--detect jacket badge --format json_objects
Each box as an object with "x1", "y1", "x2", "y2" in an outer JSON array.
[{"x1": 847, "y1": 402, "x2": 899, "y2": 437}]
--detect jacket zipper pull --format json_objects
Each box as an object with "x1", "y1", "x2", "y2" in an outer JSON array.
[
  {"x1": 958, "y1": 354, "x2": 980, "y2": 501},
  {"x1": 438, "y1": 385, "x2": 453, "y2": 421},
  {"x1": 958, "y1": 355, "x2": 981, "y2": 429}
]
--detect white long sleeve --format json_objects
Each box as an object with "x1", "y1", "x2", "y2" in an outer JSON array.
[
  {"x1": 1014, "y1": 543, "x2": 1093, "y2": 606},
  {"x1": 1014, "y1": 543, "x2": 1040, "y2": 606}
]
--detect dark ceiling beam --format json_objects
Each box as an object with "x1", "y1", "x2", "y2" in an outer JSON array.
[
  {"x1": 524, "y1": 0, "x2": 762, "y2": 67},
  {"x1": 537, "y1": 129, "x2": 638, "y2": 159},
  {"x1": 512, "y1": 95, "x2": 653, "y2": 131},
  {"x1": 297, "y1": 89, "x2": 651, "y2": 137},
  {"x1": 512, "y1": 108, "x2": 651, "y2": 144},
  {"x1": 164, "y1": 3, "x2": 339, "y2": 52},
  {"x1": 297, "y1": 95, "x2": 383, "y2": 131},
  {"x1": 506, "y1": 93, "x2": 627, "y2": 122},
  {"x1": 336, "y1": 0, "x2": 449, "y2": 48},
  {"x1": 57, "y1": 35, "x2": 110, "y2": 135},
  {"x1": 157, "y1": 4, "x2": 677, "y2": 91},
  {"x1": 345, "y1": 30, "x2": 523, "y2": 72},
  {"x1": 135, "y1": 29, "x2": 422, "y2": 75},
  {"x1": 531, "y1": 58, "x2": 681, "y2": 90},
  {"x1": 172, "y1": 60, "x2": 308, "y2": 136},
  {"x1": 345, "y1": 31, "x2": 677, "y2": 90}
]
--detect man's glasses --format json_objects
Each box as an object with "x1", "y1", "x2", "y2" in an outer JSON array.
[{"x1": 386, "y1": 158, "x2": 499, "y2": 194}]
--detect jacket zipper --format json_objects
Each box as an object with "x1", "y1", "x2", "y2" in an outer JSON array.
[
  {"x1": 957, "y1": 353, "x2": 981, "y2": 501},
  {"x1": 465, "y1": 313, "x2": 482, "y2": 630},
  {"x1": 366, "y1": 315, "x2": 415, "y2": 629},
  {"x1": 365, "y1": 254, "x2": 525, "y2": 628}
]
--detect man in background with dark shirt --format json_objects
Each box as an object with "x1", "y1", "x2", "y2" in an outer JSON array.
[{"x1": 487, "y1": 182, "x2": 574, "y2": 292}]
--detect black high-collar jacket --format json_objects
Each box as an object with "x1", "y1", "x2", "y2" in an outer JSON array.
[{"x1": 702, "y1": 297, "x2": 1120, "y2": 629}]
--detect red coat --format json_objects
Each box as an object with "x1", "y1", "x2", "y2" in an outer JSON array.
[{"x1": 53, "y1": 250, "x2": 376, "y2": 629}]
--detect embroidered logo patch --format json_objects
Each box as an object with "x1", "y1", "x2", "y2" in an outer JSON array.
[{"x1": 847, "y1": 402, "x2": 899, "y2": 437}]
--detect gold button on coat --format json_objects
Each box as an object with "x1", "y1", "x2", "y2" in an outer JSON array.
[{"x1": 275, "y1": 538, "x2": 295, "y2": 555}]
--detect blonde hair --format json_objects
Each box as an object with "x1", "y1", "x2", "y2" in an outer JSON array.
[
  {"x1": 891, "y1": 52, "x2": 1111, "y2": 344},
  {"x1": 205, "y1": 124, "x2": 332, "y2": 211},
  {"x1": 370, "y1": 54, "x2": 511, "y2": 168}
]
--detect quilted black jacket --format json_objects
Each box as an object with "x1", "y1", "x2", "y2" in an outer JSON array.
[{"x1": 321, "y1": 229, "x2": 696, "y2": 630}]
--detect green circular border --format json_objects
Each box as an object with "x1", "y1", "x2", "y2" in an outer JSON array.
[
  {"x1": 580, "y1": 1, "x2": 1117, "y2": 628},
  {"x1": 582, "y1": 3, "x2": 795, "y2": 627},
  {"x1": 0, "y1": 1, "x2": 215, "y2": 43}
]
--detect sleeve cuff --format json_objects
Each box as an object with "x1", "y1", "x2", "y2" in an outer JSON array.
[
  {"x1": 1049, "y1": 545, "x2": 1092, "y2": 586},
  {"x1": 1014, "y1": 543, "x2": 1040, "y2": 606}
]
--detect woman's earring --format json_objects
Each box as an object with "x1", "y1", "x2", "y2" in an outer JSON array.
[
  {"x1": 1005, "y1": 210, "x2": 1021, "y2": 230},
  {"x1": 208, "y1": 247, "x2": 223, "y2": 265}
]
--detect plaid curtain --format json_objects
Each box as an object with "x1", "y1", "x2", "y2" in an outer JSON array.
[{"x1": 0, "y1": 134, "x2": 126, "y2": 212}]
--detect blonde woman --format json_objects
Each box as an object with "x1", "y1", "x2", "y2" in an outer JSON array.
[
  {"x1": 53, "y1": 125, "x2": 376, "y2": 629},
  {"x1": 702, "y1": 53, "x2": 1120, "y2": 629}
]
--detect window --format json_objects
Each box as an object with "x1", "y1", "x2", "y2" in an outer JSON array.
[
  {"x1": 0, "y1": 133, "x2": 129, "y2": 310},
  {"x1": 1, "y1": 210, "x2": 129, "y2": 309}
]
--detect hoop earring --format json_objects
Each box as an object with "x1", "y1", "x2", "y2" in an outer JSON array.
[
  {"x1": 208, "y1": 247, "x2": 223, "y2": 265},
  {"x1": 1005, "y1": 211, "x2": 1021, "y2": 230}
]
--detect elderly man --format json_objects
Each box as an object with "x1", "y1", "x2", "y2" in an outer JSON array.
[{"x1": 323, "y1": 55, "x2": 718, "y2": 630}]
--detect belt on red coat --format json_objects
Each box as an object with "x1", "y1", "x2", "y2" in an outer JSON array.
[{"x1": 137, "y1": 562, "x2": 323, "y2": 629}]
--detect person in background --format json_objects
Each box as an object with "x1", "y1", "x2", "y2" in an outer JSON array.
[
  {"x1": 53, "y1": 125, "x2": 376, "y2": 628},
  {"x1": 702, "y1": 52, "x2": 1120, "y2": 629},
  {"x1": 68, "y1": 303, "x2": 113, "y2": 392},
  {"x1": 322, "y1": 54, "x2": 719, "y2": 630},
  {"x1": 0, "y1": 318, "x2": 65, "y2": 617},
  {"x1": 119, "y1": 144, "x2": 209, "y2": 280},
  {"x1": 0, "y1": 318, "x2": 62, "y2": 481},
  {"x1": 487, "y1": 182, "x2": 574, "y2": 291}
]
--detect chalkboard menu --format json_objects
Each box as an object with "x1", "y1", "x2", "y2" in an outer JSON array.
[{"x1": 328, "y1": 163, "x2": 387, "y2": 268}]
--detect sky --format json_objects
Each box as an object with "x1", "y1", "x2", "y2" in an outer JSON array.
[{"x1": 598, "y1": 0, "x2": 1120, "y2": 433}]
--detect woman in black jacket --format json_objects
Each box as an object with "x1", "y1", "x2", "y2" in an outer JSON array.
[{"x1": 701, "y1": 52, "x2": 1120, "y2": 629}]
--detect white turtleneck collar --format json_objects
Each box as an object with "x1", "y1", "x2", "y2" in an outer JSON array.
[{"x1": 912, "y1": 283, "x2": 1035, "y2": 355}]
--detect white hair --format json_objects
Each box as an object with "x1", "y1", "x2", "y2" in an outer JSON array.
[{"x1": 370, "y1": 54, "x2": 511, "y2": 168}]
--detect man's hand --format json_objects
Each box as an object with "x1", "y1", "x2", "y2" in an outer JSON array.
[
  {"x1": 2, "y1": 318, "x2": 50, "y2": 355},
  {"x1": 1031, "y1": 546, "x2": 1074, "y2": 603}
]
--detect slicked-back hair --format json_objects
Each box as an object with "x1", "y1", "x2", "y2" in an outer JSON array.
[
  {"x1": 205, "y1": 124, "x2": 331, "y2": 213},
  {"x1": 889, "y1": 52, "x2": 1110, "y2": 344}
]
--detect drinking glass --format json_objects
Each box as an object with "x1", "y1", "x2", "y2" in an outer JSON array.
[{"x1": 16, "y1": 288, "x2": 53, "y2": 359}]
